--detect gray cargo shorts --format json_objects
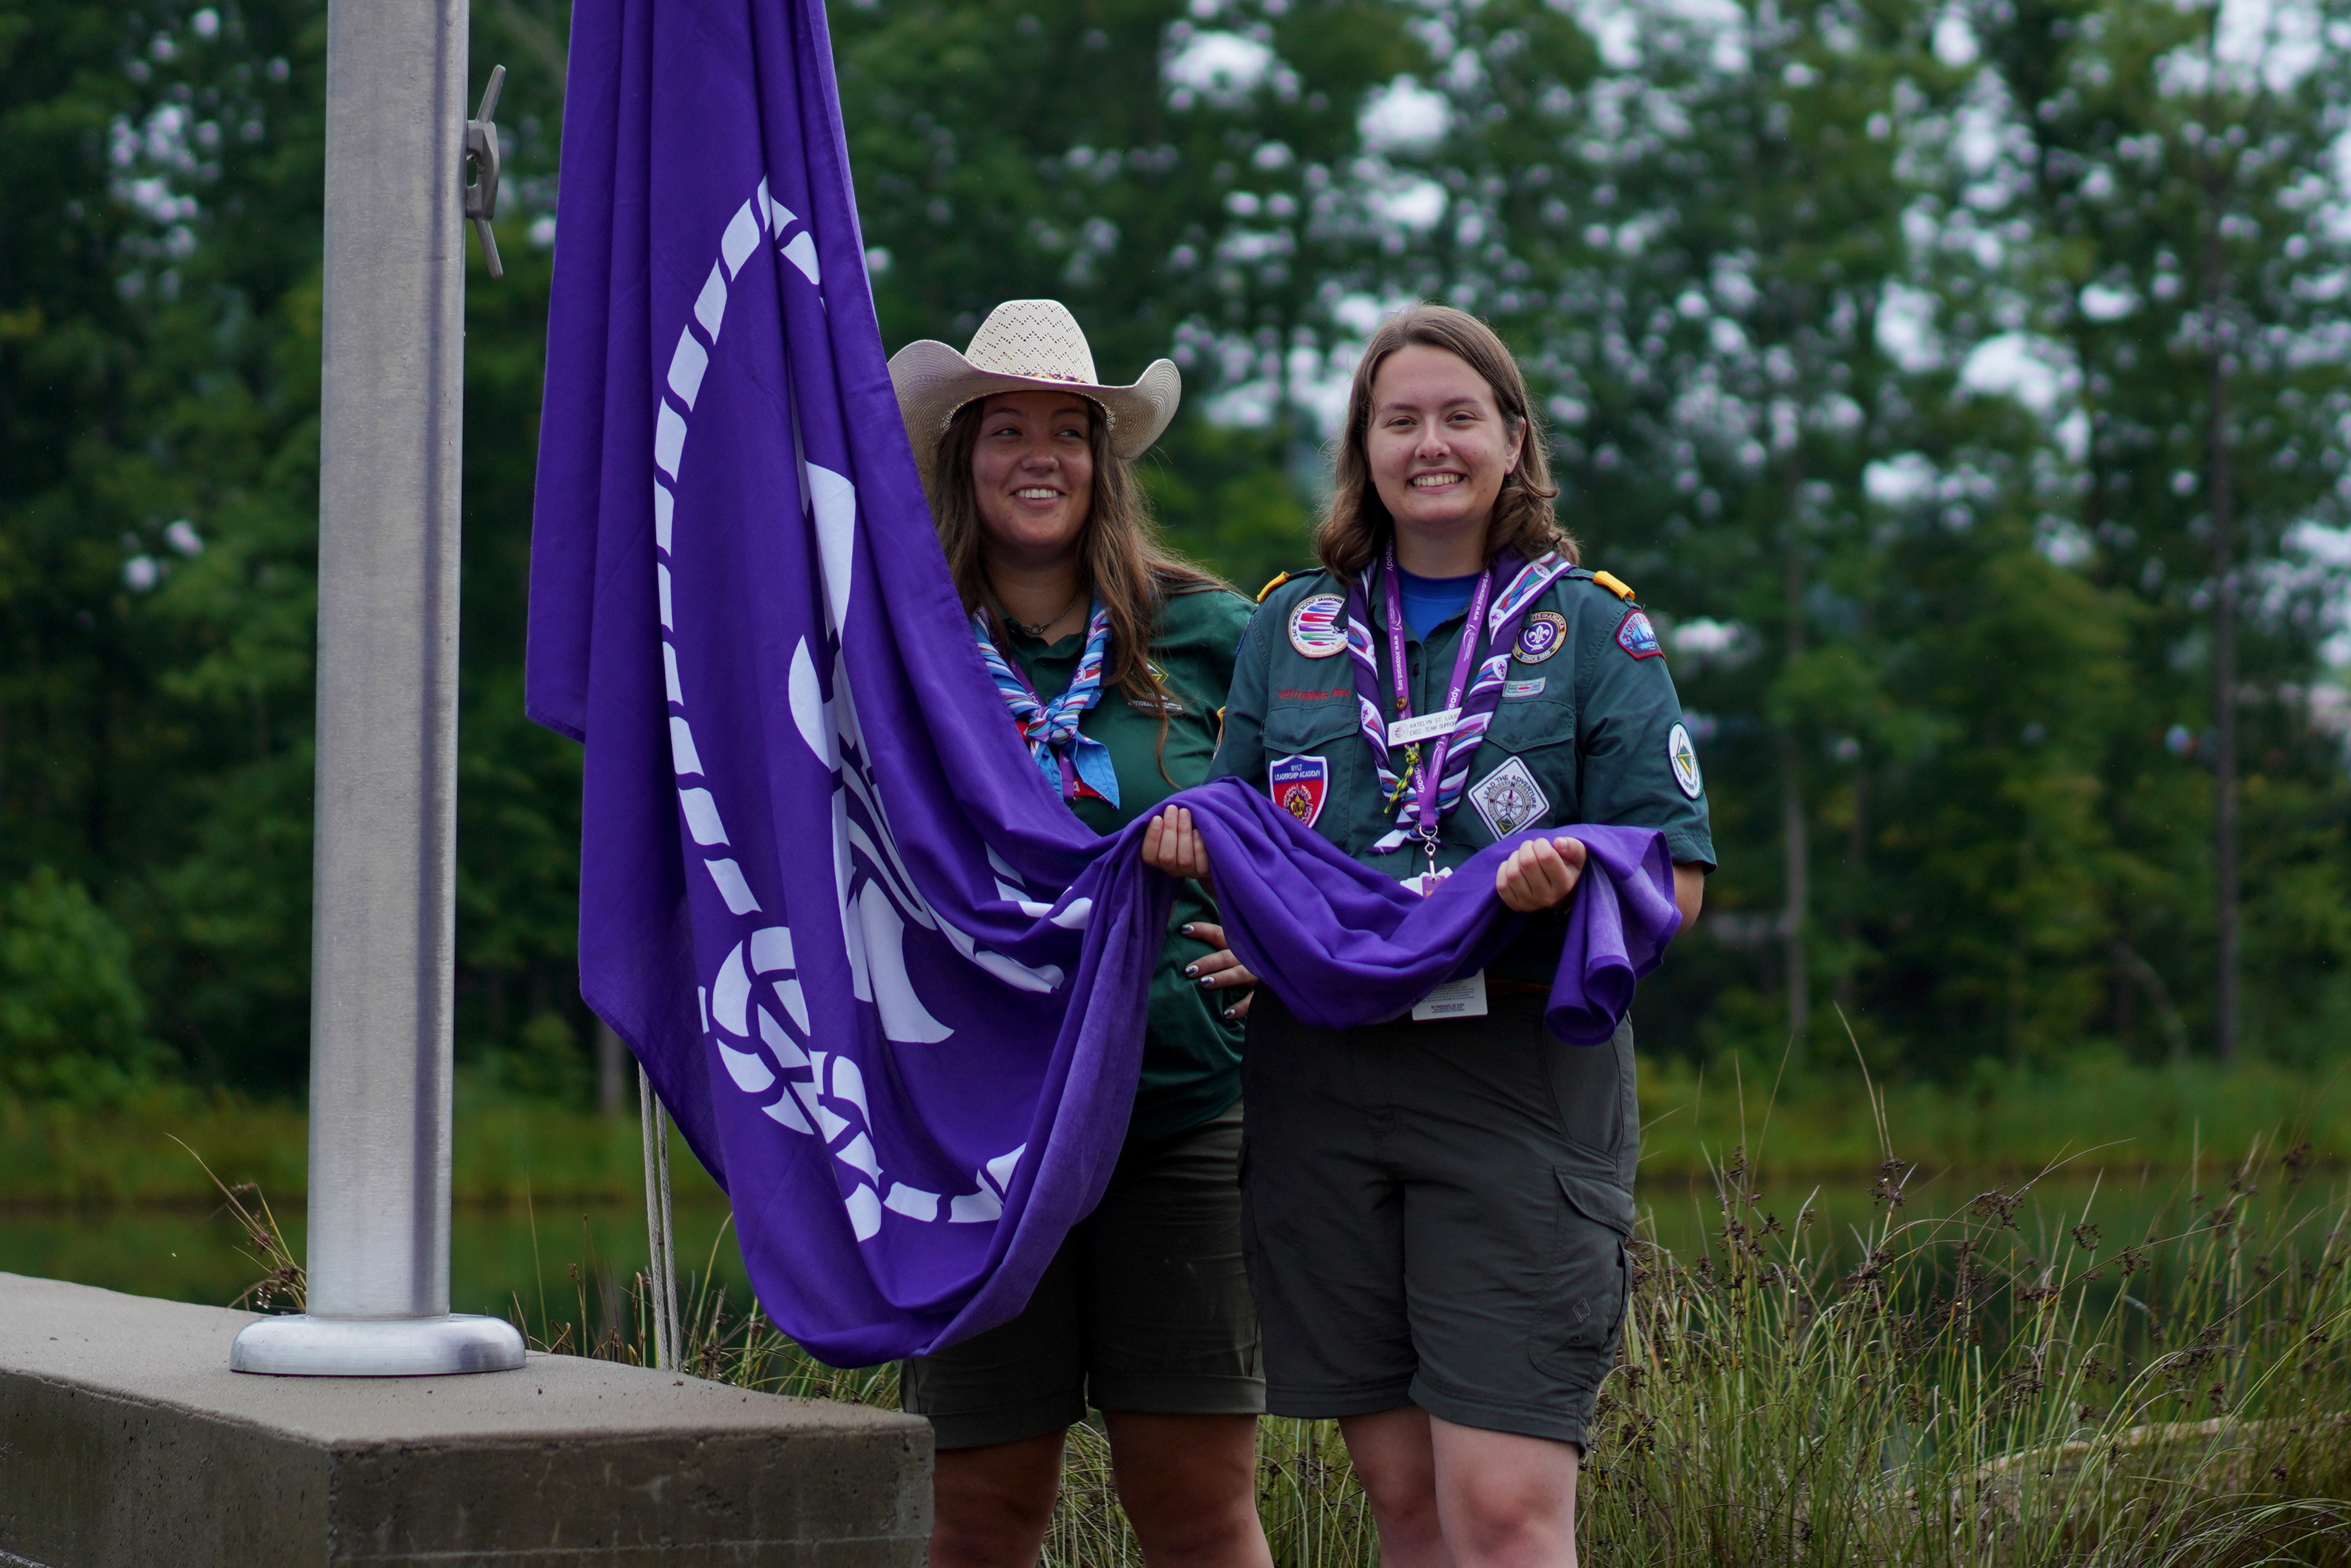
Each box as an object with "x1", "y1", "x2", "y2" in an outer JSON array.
[
  {"x1": 901, "y1": 1101, "x2": 1265, "y2": 1450},
  {"x1": 1239, "y1": 989, "x2": 1637, "y2": 1446}
]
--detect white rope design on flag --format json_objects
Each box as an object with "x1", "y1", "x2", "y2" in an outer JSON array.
[{"x1": 653, "y1": 178, "x2": 1082, "y2": 1241}]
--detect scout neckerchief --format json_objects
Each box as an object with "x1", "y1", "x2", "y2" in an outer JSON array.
[
  {"x1": 1345, "y1": 541, "x2": 1573, "y2": 881},
  {"x1": 972, "y1": 600, "x2": 1122, "y2": 807}
]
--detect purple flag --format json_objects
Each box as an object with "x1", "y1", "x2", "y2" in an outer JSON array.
[{"x1": 527, "y1": 0, "x2": 1681, "y2": 1365}]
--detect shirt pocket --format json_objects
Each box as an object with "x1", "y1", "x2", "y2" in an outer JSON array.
[
  {"x1": 1465, "y1": 696, "x2": 1579, "y2": 843},
  {"x1": 1260, "y1": 699, "x2": 1359, "y2": 837}
]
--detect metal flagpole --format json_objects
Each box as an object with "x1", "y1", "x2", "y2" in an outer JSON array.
[
  {"x1": 639, "y1": 1067, "x2": 681, "y2": 1371},
  {"x1": 231, "y1": 0, "x2": 523, "y2": 1376}
]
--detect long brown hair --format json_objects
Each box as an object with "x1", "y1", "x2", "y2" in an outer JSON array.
[
  {"x1": 930, "y1": 394, "x2": 1225, "y2": 754},
  {"x1": 1315, "y1": 304, "x2": 1573, "y2": 584}
]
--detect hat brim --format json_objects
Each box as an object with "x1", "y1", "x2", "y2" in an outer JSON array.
[{"x1": 888, "y1": 338, "x2": 1180, "y2": 463}]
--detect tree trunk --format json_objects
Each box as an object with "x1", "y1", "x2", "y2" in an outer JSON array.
[
  {"x1": 1784, "y1": 746, "x2": 1810, "y2": 1057},
  {"x1": 597, "y1": 1017, "x2": 629, "y2": 1118},
  {"x1": 1835, "y1": 769, "x2": 1864, "y2": 1017},
  {"x1": 2113, "y1": 942, "x2": 2191, "y2": 1066},
  {"x1": 2204, "y1": 145, "x2": 2240, "y2": 1068},
  {"x1": 1782, "y1": 471, "x2": 1809, "y2": 1060},
  {"x1": 2211, "y1": 348, "x2": 2239, "y2": 1067}
]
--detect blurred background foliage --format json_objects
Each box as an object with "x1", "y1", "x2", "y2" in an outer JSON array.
[{"x1": 6, "y1": 0, "x2": 2351, "y2": 1109}]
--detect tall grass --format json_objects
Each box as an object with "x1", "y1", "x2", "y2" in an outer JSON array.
[
  {"x1": 221, "y1": 1117, "x2": 2349, "y2": 1565},
  {"x1": 1584, "y1": 1135, "x2": 2350, "y2": 1564}
]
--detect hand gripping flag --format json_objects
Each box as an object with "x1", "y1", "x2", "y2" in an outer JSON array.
[{"x1": 527, "y1": 0, "x2": 1683, "y2": 1365}]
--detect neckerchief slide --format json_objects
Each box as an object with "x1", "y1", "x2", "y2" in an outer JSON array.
[{"x1": 972, "y1": 600, "x2": 1122, "y2": 806}]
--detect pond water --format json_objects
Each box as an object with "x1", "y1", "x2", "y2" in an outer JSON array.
[{"x1": 3, "y1": 1158, "x2": 2331, "y2": 1356}]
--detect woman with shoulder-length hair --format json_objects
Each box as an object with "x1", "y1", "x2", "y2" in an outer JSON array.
[
  {"x1": 1142, "y1": 303, "x2": 1714, "y2": 1567},
  {"x1": 888, "y1": 300, "x2": 1272, "y2": 1568}
]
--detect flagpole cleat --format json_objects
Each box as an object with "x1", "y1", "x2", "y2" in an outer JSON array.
[{"x1": 464, "y1": 64, "x2": 505, "y2": 280}]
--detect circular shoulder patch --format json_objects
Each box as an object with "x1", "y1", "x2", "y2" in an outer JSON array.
[
  {"x1": 1514, "y1": 610, "x2": 1569, "y2": 665},
  {"x1": 1669, "y1": 722, "x2": 1703, "y2": 799},
  {"x1": 1287, "y1": 593, "x2": 1348, "y2": 659}
]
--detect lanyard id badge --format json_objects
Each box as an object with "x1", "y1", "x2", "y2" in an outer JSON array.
[
  {"x1": 1411, "y1": 970, "x2": 1489, "y2": 1021},
  {"x1": 1343, "y1": 545, "x2": 1577, "y2": 872},
  {"x1": 1379, "y1": 542, "x2": 1496, "y2": 894}
]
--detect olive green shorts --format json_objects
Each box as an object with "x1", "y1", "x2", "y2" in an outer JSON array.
[
  {"x1": 900, "y1": 1102, "x2": 1265, "y2": 1450},
  {"x1": 1240, "y1": 990, "x2": 1637, "y2": 1447}
]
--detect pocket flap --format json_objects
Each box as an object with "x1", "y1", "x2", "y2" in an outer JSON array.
[
  {"x1": 1488, "y1": 698, "x2": 1577, "y2": 753},
  {"x1": 1264, "y1": 700, "x2": 1359, "y2": 753},
  {"x1": 1555, "y1": 1169, "x2": 1634, "y2": 1238}
]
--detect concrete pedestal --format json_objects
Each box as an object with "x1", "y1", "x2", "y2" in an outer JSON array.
[{"x1": 0, "y1": 1274, "x2": 929, "y2": 1567}]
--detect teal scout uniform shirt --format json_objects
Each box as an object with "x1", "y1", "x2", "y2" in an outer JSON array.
[
  {"x1": 1004, "y1": 584, "x2": 1255, "y2": 1144},
  {"x1": 1210, "y1": 565, "x2": 1714, "y2": 981}
]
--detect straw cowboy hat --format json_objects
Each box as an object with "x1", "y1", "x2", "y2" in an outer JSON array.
[{"x1": 888, "y1": 299, "x2": 1181, "y2": 461}]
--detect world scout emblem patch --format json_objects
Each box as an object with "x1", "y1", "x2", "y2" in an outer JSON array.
[
  {"x1": 1269, "y1": 754, "x2": 1330, "y2": 828},
  {"x1": 1615, "y1": 608, "x2": 1663, "y2": 660},
  {"x1": 1287, "y1": 594, "x2": 1348, "y2": 659},
  {"x1": 1515, "y1": 610, "x2": 1568, "y2": 665}
]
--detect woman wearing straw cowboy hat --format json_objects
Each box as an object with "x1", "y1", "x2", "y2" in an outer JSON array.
[{"x1": 888, "y1": 300, "x2": 1272, "y2": 1568}]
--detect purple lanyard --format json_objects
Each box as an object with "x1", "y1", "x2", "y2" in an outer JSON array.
[{"x1": 1379, "y1": 538, "x2": 1496, "y2": 848}]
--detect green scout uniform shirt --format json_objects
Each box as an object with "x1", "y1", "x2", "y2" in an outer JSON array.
[
  {"x1": 1210, "y1": 566, "x2": 1716, "y2": 983},
  {"x1": 1004, "y1": 584, "x2": 1255, "y2": 1144}
]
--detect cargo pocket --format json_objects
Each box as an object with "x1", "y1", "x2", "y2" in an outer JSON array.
[
  {"x1": 1543, "y1": 1010, "x2": 1635, "y2": 1155},
  {"x1": 1529, "y1": 1170, "x2": 1634, "y2": 1386}
]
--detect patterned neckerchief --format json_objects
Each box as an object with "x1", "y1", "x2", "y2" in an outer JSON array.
[
  {"x1": 1344, "y1": 548, "x2": 1574, "y2": 852},
  {"x1": 972, "y1": 599, "x2": 1121, "y2": 806}
]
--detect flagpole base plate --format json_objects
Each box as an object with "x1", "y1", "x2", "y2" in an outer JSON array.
[{"x1": 230, "y1": 1313, "x2": 528, "y2": 1376}]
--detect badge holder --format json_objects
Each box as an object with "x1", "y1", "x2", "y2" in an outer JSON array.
[
  {"x1": 1414, "y1": 821, "x2": 1445, "y2": 896},
  {"x1": 1404, "y1": 823, "x2": 1486, "y2": 1019},
  {"x1": 1411, "y1": 970, "x2": 1489, "y2": 1021}
]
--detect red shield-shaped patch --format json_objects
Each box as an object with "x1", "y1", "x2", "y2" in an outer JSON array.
[{"x1": 1268, "y1": 754, "x2": 1329, "y2": 829}]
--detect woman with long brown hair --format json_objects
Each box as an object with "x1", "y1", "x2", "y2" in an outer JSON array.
[
  {"x1": 1144, "y1": 304, "x2": 1713, "y2": 1566},
  {"x1": 889, "y1": 300, "x2": 1271, "y2": 1568}
]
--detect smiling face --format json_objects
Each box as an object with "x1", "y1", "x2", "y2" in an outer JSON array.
[
  {"x1": 969, "y1": 390, "x2": 1097, "y2": 570},
  {"x1": 1364, "y1": 343, "x2": 1525, "y2": 575}
]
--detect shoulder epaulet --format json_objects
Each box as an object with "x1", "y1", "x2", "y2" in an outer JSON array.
[
  {"x1": 1590, "y1": 570, "x2": 1637, "y2": 601},
  {"x1": 1256, "y1": 569, "x2": 1306, "y2": 604}
]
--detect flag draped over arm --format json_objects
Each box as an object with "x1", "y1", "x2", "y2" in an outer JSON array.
[{"x1": 526, "y1": 0, "x2": 1680, "y2": 1366}]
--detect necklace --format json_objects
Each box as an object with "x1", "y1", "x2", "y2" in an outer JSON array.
[{"x1": 997, "y1": 584, "x2": 1086, "y2": 639}]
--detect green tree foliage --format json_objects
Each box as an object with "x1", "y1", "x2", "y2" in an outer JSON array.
[
  {"x1": 448, "y1": 2, "x2": 583, "y2": 1083},
  {"x1": 1355, "y1": 0, "x2": 2351, "y2": 1072},
  {"x1": 3, "y1": 0, "x2": 2348, "y2": 1097},
  {"x1": 1975, "y1": 0, "x2": 2351, "y2": 1064},
  {"x1": 832, "y1": 0, "x2": 1426, "y2": 588},
  {"x1": 0, "y1": 868, "x2": 162, "y2": 1100},
  {"x1": 1, "y1": 0, "x2": 327, "y2": 1087}
]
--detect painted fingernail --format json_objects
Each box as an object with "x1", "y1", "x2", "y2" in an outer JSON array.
[
  {"x1": 1184, "y1": 964, "x2": 1200, "y2": 977},
  {"x1": 1181, "y1": 923, "x2": 1195, "y2": 935},
  {"x1": 1199, "y1": 975, "x2": 1216, "y2": 987},
  {"x1": 1224, "y1": 1009, "x2": 1237, "y2": 1021}
]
